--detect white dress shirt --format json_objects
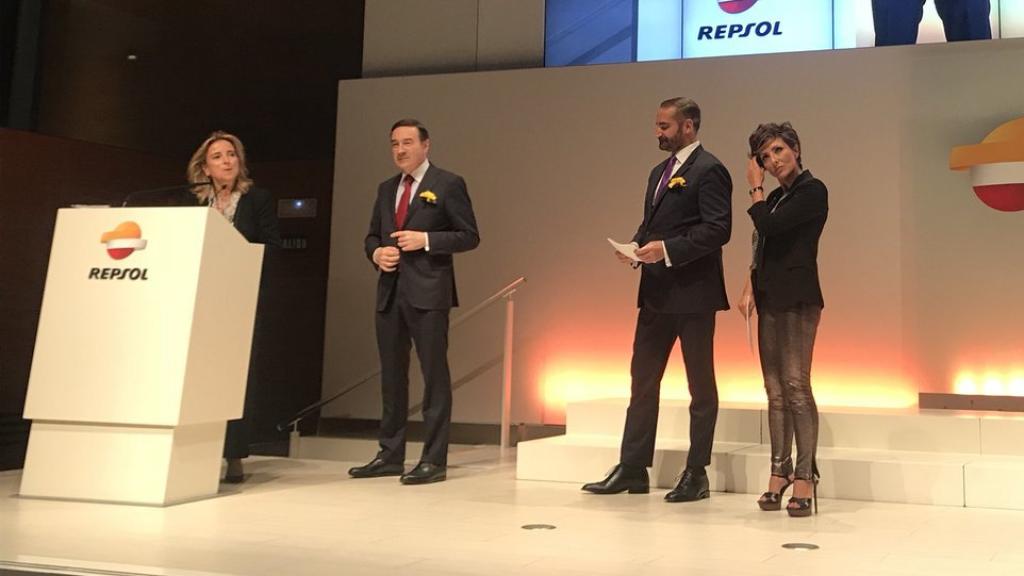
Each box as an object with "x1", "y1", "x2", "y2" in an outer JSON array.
[{"x1": 661, "y1": 140, "x2": 700, "y2": 267}]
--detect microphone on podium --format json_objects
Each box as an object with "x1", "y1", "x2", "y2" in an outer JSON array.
[{"x1": 121, "y1": 181, "x2": 213, "y2": 207}]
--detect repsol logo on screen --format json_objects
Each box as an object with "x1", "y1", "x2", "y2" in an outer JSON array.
[
  {"x1": 89, "y1": 221, "x2": 150, "y2": 281},
  {"x1": 698, "y1": 21, "x2": 782, "y2": 41},
  {"x1": 699, "y1": 0, "x2": 781, "y2": 41}
]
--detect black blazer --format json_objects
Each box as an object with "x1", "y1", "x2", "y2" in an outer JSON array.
[
  {"x1": 749, "y1": 170, "x2": 828, "y2": 311},
  {"x1": 364, "y1": 164, "x2": 480, "y2": 312},
  {"x1": 233, "y1": 187, "x2": 282, "y2": 247},
  {"x1": 124, "y1": 186, "x2": 281, "y2": 247},
  {"x1": 632, "y1": 145, "x2": 732, "y2": 313}
]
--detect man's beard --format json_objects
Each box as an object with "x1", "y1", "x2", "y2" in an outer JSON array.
[{"x1": 658, "y1": 136, "x2": 681, "y2": 151}]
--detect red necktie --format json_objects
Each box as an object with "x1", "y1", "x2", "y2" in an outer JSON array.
[{"x1": 395, "y1": 174, "x2": 413, "y2": 229}]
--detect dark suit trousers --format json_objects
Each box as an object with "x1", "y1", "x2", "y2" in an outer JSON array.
[
  {"x1": 872, "y1": 0, "x2": 991, "y2": 45},
  {"x1": 620, "y1": 309, "x2": 718, "y2": 469},
  {"x1": 375, "y1": 291, "x2": 452, "y2": 467}
]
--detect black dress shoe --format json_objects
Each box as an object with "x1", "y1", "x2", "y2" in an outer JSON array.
[
  {"x1": 400, "y1": 462, "x2": 447, "y2": 485},
  {"x1": 349, "y1": 457, "x2": 404, "y2": 478},
  {"x1": 581, "y1": 464, "x2": 649, "y2": 494},
  {"x1": 664, "y1": 468, "x2": 710, "y2": 502}
]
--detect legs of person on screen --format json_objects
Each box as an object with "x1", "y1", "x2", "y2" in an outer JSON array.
[{"x1": 873, "y1": 0, "x2": 991, "y2": 46}]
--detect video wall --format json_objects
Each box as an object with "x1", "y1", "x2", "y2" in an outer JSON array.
[{"x1": 546, "y1": 0, "x2": 1024, "y2": 66}]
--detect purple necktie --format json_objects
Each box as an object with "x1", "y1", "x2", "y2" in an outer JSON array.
[{"x1": 653, "y1": 156, "x2": 677, "y2": 205}]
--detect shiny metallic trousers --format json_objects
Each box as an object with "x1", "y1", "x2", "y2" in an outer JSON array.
[{"x1": 757, "y1": 304, "x2": 822, "y2": 480}]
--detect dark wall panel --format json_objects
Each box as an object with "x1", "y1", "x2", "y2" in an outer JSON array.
[
  {"x1": 0, "y1": 128, "x2": 181, "y2": 469},
  {"x1": 34, "y1": 0, "x2": 364, "y2": 161}
]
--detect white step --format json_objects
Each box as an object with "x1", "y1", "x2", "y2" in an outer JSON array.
[
  {"x1": 518, "y1": 398, "x2": 1024, "y2": 509},
  {"x1": 964, "y1": 455, "x2": 1024, "y2": 510},
  {"x1": 515, "y1": 434, "x2": 756, "y2": 491},
  {"x1": 979, "y1": 417, "x2": 1024, "y2": 455},
  {"x1": 566, "y1": 398, "x2": 762, "y2": 443},
  {"x1": 728, "y1": 444, "x2": 968, "y2": 506},
  {"x1": 567, "y1": 398, "x2": 991, "y2": 452}
]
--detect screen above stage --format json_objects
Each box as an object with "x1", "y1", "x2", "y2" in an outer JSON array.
[{"x1": 545, "y1": 0, "x2": 1022, "y2": 66}]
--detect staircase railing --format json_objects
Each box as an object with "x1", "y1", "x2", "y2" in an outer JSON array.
[{"x1": 277, "y1": 276, "x2": 526, "y2": 457}]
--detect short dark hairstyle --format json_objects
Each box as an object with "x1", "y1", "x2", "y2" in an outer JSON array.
[
  {"x1": 660, "y1": 97, "x2": 701, "y2": 132},
  {"x1": 391, "y1": 118, "x2": 429, "y2": 142},
  {"x1": 748, "y1": 122, "x2": 803, "y2": 169}
]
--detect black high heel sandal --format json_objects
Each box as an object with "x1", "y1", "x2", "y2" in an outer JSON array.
[
  {"x1": 757, "y1": 475, "x2": 794, "y2": 511},
  {"x1": 787, "y1": 463, "x2": 820, "y2": 517}
]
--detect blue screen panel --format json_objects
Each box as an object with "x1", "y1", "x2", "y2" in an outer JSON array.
[{"x1": 545, "y1": 0, "x2": 638, "y2": 67}]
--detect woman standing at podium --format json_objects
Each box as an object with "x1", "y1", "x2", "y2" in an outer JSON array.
[
  {"x1": 187, "y1": 130, "x2": 281, "y2": 483},
  {"x1": 739, "y1": 123, "x2": 828, "y2": 517}
]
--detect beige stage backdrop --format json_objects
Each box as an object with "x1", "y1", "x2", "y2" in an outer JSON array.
[{"x1": 325, "y1": 38, "x2": 1024, "y2": 426}]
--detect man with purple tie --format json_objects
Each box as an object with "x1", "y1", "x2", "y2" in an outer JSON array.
[{"x1": 583, "y1": 97, "x2": 732, "y2": 502}]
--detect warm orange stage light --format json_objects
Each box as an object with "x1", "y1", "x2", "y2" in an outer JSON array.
[
  {"x1": 953, "y1": 368, "x2": 1024, "y2": 396},
  {"x1": 539, "y1": 358, "x2": 917, "y2": 419}
]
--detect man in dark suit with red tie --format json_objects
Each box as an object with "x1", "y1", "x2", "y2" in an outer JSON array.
[
  {"x1": 583, "y1": 97, "x2": 732, "y2": 501},
  {"x1": 349, "y1": 118, "x2": 480, "y2": 485}
]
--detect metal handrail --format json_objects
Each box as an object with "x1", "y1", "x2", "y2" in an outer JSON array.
[{"x1": 276, "y1": 276, "x2": 526, "y2": 433}]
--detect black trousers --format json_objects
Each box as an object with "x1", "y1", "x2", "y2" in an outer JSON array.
[
  {"x1": 375, "y1": 293, "x2": 452, "y2": 467},
  {"x1": 872, "y1": 0, "x2": 991, "y2": 46},
  {"x1": 224, "y1": 314, "x2": 262, "y2": 460},
  {"x1": 620, "y1": 309, "x2": 719, "y2": 469}
]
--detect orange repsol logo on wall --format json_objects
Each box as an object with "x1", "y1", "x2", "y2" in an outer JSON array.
[
  {"x1": 90, "y1": 221, "x2": 150, "y2": 280},
  {"x1": 950, "y1": 117, "x2": 1024, "y2": 212}
]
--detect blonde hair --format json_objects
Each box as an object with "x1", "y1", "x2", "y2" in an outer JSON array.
[{"x1": 186, "y1": 130, "x2": 253, "y2": 202}]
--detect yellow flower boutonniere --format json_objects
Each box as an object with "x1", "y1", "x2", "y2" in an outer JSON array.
[
  {"x1": 668, "y1": 176, "x2": 686, "y2": 189},
  {"x1": 419, "y1": 190, "x2": 437, "y2": 204}
]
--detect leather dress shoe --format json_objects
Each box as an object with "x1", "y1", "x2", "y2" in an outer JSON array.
[
  {"x1": 581, "y1": 464, "x2": 649, "y2": 494},
  {"x1": 400, "y1": 462, "x2": 447, "y2": 485},
  {"x1": 664, "y1": 468, "x2": 710, "y2": 502},
  {"x1": 349, "y1": 457, "x2": 404, "y2": 478}
]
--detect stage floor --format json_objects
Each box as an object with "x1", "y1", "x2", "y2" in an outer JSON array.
[{"x1": 1, "y1": 448, "x2": 1023, "y2": 576}]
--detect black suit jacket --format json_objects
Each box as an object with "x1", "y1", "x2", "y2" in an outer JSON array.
[
  {"x1": 365, "y1": 164, "x2": 480, "y2": 312},
  {"x1": 749, "y1": 170, "x2": 828, "y2": 311},
  {"x1": 233, "y1": 187, "x2": 282, "y2": 247},
  {"x1": 124, "y1": 186, "x2": 281, "y2": 247},
  {"x1": 632, "y1": 145, "x2": 732, "y2": 313}
]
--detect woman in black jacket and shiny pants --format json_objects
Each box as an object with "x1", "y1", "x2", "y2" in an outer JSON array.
[
  {"x1": 187, "y1": 131, "x2": 282, "y2": 483},
  {"x1": 739, "y1": 122, "x2": 827, "y2": 517}
]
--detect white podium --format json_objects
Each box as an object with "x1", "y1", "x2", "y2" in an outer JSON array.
[{"x1": 21, "y1": 207, "x2": 264, "y2": 506}]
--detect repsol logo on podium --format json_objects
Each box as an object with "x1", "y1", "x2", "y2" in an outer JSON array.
[
  {"x1": 698, "y1": 21, "x2": 782, "y2": 40},
  {"x1": 88, "y1": 267, "x2": 150, "y2": 281},
  {"x1": 100, "y1": 221, "x2": 147, "y2": 260},
  {"x1": 91, "y1": 221, "x2": 150, "y2": 280}
]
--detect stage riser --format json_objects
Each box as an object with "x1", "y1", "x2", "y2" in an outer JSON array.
[
  {"x1": 516, "y1": 437, "x2": 755, "y2": 492},
  {"x1": 568, "y1": 399, "x2": 1024, "y2": 453},
  {"x1": 965, "y1": 461, "x2": 1024, "y2": 510},
  {"x1": 518, "y1": 399, "x2": 1024, "y2": 510},
  {"x1": 567, "y1": 400, "x2": 762, "y2": 445},
  {"x1": 517, "y1": 436, "x2": 1024, "y2": 508}
]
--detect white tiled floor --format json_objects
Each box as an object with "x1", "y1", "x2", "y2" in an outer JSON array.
[{"x1": 2, "y1": 448, "x2": 1024, "y2": 576}]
